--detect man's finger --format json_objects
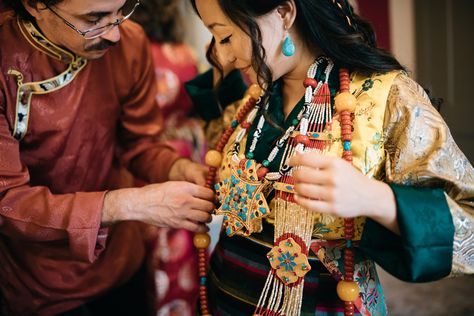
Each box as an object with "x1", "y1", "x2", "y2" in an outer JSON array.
[
  {"x1": 193, "y1": 185, "x2": 216, "y2": 201},
  {"x1": 186, "y1": 209, "x2": 212, "y2": 224}
]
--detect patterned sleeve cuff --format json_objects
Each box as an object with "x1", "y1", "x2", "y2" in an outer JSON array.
[{"x1": 359, "y1": 183, "x2": 454, "y2": 282}]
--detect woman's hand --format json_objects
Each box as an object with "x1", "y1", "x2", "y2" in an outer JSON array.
[{"x1": 289, "y1": 152, "x2": 399, "y2": 234}]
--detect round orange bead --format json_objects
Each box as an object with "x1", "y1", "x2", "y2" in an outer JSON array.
[
  {"x1": 247, "y1": 83, "x2": 262, "y2": 100},
  {"x1": 336, "y1": 280, "x2": 360, "y2": 302},
  {"x1": 257, "y1": 167, "x2": 269, "y2": 180},
  {"x1": 193, "y1": 233, "x2": 211, "y2": 249},
  {"x1": 205, "y1": 150, "x2": 223, "y2": 168},
  {"x1": 335, "y1": 92, "x2": 357, "y2": 113}
]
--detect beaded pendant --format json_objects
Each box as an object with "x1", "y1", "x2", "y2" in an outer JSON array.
[{"x1": 214, "y1": 159, "x2": 273, "y2": 236}]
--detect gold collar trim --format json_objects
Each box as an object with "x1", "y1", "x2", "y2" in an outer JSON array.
[{"x1": 18, "y1": 17, "x2": 77, "y2": 63}]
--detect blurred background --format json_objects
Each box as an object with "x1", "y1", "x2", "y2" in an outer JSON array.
[{"x1": 179, "y1": 0, "x2": 474, "y2": 315}]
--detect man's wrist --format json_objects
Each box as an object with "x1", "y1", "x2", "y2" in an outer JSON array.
[{"x1": 102, "y1": 188, "x2": 133, "y2": 224}]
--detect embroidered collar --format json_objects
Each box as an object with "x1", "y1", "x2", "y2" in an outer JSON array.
[
  {"x1": 8, "y1": 17, "x2": 88, "y2": 141},
  {"x1": 18, "y1": 17, "x2": 78, "y2": 64}
]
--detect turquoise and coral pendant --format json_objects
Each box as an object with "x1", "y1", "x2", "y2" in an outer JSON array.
[{"x1": 214, "y1": 159, "x2": 273, "y2": 236}]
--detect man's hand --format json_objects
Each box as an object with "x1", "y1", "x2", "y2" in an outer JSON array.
[
  {"x1": 102, "y1": 181, "x2": 215, "y2": 233},
  {"x1": 168, "y1": 158, "x2": 208, "y2": 186}
]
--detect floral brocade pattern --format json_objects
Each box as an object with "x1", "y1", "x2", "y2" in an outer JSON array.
[{"x1": 383, "y1": 74, "x2": 474, "y2": 276}]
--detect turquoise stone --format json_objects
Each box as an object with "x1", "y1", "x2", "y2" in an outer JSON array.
[
  {"x1": 282, "y1": 35, "x2": 295, "y2": 57},
  {"x1": 346, "y1": 239, "x2": 353, "y2": 248},
  {"x1": 343, "y1": 141, "x2": 351, "y2": 151}
]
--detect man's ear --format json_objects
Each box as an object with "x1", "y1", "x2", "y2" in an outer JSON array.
[{"x1": 21, "y1": 0, "x2": 47, "y2": 20}]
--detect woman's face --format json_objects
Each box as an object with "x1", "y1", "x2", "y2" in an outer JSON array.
[{"x1": 195, "y1": 0, "x2": 291, "y2": 84}]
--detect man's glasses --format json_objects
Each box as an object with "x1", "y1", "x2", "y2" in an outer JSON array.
[{"x1": 46, "y1": 0, "x2": 140, "y2": 40}]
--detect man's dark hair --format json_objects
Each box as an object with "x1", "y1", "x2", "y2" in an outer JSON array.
[{"x1": 5, "y1": 0, "x2": 64, "y2": 20}]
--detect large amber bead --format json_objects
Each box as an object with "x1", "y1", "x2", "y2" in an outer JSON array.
[
  {"x1": 247, "y1": 84, "x2": 262, "y2": 100},
  {"x1": 193, "y1": 233, "x2": 211, "y2": 249},
  {"x1": 336, "y1": 280, "x2": 360, "y2": 302},
  {"x1": 334, "y1": 92, "x2": 357, "y2": 113},
  {"x1": 205, "y1": 150, "x2": 223, "y2": 168}
]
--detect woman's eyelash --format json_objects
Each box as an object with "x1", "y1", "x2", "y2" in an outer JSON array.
[{"x1": 219, "y1": 35, "x2": 232, "y2": 44}]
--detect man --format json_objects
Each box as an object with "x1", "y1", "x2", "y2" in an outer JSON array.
[{"x1": 0, "y1": 0, "x2": 214, "y2": 314}]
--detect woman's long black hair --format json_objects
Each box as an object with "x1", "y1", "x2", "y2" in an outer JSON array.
[{"x1": 190, "y1": 0, "x2": 404, "y2": 93}]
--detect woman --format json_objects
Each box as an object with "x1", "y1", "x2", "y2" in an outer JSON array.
[{"x1": 186, "y1": 0, "x2": 474, "y2": 315}]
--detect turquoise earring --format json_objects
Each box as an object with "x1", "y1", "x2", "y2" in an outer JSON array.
[{"x1": 282, "y1": 33, "x2": 295, "y2": 57}]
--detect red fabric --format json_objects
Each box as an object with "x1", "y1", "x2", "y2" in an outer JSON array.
[
  {"x1": 0, "y1": 15, "x2": 179, "y2": 315},
  {"x1": 357, "y1": 0, "x2": 391, "y2": 51}
]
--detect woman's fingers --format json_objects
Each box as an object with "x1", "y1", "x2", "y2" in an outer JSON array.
[
  {"x1": 292, "y1": 166, "x2": 334, "y2": 186},
  {"x1": 288, "y1": 152, "x2": 336, "y2": 169},
  {"x1": 293, "y1": 182, "x2": 332, "y2": 201},
  {"x1": 294, "y1": 195, "x2": 332, "y2": 214}
]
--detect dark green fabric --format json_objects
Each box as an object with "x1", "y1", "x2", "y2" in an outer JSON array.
[
  {"x1": 184, "y1": 69, "x2": 247, "y2": 121},
  {"x1": 359, "y1": 183, "x2": 454, "y2": 282},
  {"x1": 247, "y1": 64, "x2": 340, "y2": 172}
]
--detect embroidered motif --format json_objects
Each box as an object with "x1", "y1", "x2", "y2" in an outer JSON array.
[
  {"x1": 9, "y1": 19, "x2": 88, "y2": 141},
  {"x1": 267, "y1": 237, "x2": 311, "y2": 286}
]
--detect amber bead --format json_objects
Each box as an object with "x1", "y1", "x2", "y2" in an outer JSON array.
[
  {"x1": 194, "y1": 233, "x2": 211, "y2": 249},
  {"x1": 337, "y1": 280, "x2": 359, "y2": 302},
  {"x1": 248, "y1": 83, "x2": 262, "y2": 100},
  {"x1": 335, "y1": 92, "x2": 357, "y2": 113},
  {"x1": 205, "y1": 150, "x2": 222, "y2": 168}
]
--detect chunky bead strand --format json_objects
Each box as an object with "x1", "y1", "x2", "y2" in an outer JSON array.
[
  {"x1": 198, "y1": 84, "x2": 262, "y2": 316},
  {"x1": 335, "y1": 68, "x2": 359, "y2": 316}
]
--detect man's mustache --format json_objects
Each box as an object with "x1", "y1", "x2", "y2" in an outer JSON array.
[{"x1": 85, "y1": 39, "x2": 117, "y2": 52}]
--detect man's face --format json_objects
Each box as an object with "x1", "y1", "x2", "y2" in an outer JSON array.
[{"x1": 26, "y1": 0, "x2": 131, "y2": 59}]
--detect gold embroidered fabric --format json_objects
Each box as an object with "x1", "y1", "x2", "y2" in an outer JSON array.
[
  {"x1": 208, "y1": 71, "x2": 474, "y2": 277},
  {"x1": 383, "y1": 74, "x2": 474, "y2": 276}
]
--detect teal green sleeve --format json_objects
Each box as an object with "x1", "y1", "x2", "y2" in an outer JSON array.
[
  {"x1": 359, "y1": 184, "x2": 454, "y2": 282},
  {"x1": 184, "y1": 69, "x2": 247, "y2": 121}
]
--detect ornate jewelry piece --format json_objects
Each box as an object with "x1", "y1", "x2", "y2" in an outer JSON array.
[{"x1": 197, "y1": 58, "x2": 359, "y2": 316}]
